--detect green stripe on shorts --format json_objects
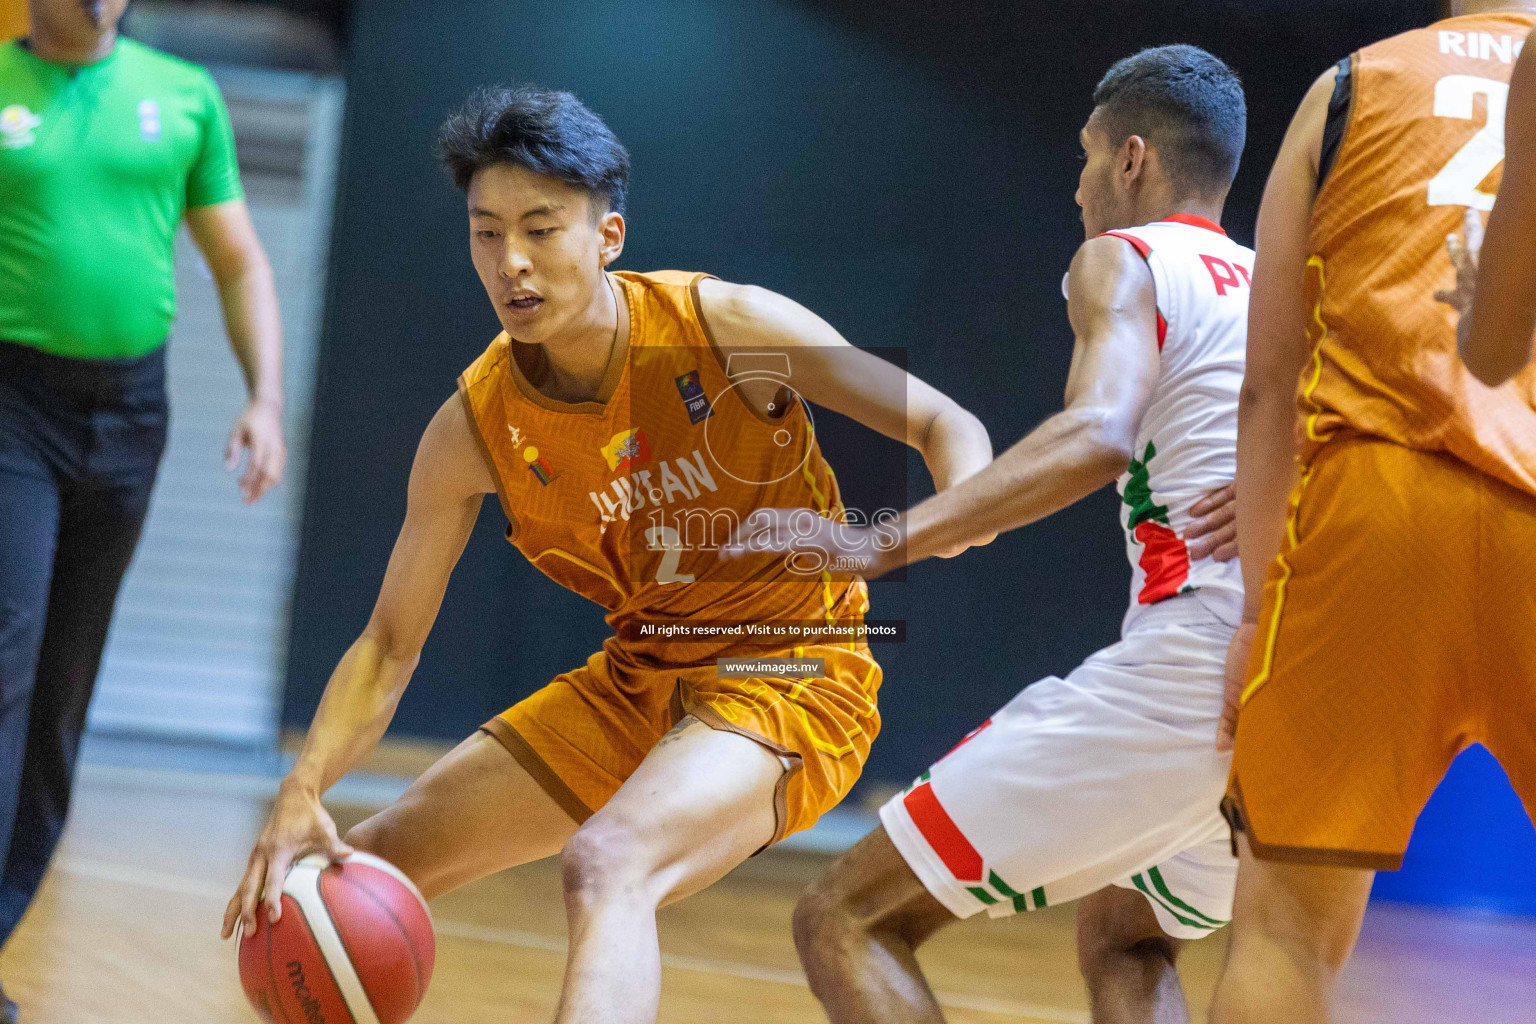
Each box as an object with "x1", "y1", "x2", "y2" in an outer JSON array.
[
  {"x1": 1147, "y1": 866, "x2": 1227, "y2": 926},
  {"x1": 1131, "y1": 874, "x2": 1217, "y2": 930},
  {"x1": 967, "y1": 886, "x2": 999, "y2": 906}
]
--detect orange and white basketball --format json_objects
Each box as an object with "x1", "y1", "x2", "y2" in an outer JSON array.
[{"x1": 237, "y1": 851, "x2": 435, "y2": 1024}]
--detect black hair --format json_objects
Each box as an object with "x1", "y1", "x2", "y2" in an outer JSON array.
[
  {"x1": 437, "y1": 85, "x2": 630, "y2": 217},
  {"x1": 1092, "y1": 45, "x2": 1246, "y2": 195}
]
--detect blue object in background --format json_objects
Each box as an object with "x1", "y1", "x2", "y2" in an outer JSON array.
[{"x1": 1373, "y1": 744, "x2": 1536, "y2": 917}]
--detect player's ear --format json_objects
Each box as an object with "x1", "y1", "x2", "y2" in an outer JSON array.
[
  {"x1": 597, "y1": 209, "x2": 626, "y2": 268},
  {"x1": 1122, "y1": 135, "x2": 1148, "y2": 184}
]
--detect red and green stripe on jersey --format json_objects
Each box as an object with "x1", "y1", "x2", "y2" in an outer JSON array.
[{"x1": 1123, "y1": 441, "x2": 1190, "y2": 604}]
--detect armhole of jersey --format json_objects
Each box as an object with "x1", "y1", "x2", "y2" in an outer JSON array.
[
  {"x1": 456, "y1": 373, "x2": 522, "y2": 544},
  {"x1": 686, "y1": 272, "x2": 798, "y2": 426},
  {"x1": 687, "y1": 272, "x2": 730, "y2": 376},
  {"x1": 1317, "y1": 54, "x2": 1355, "y2": 193},
  {"x1": 1099, "y1": 231, "x2": 1168, "y2": 351}
]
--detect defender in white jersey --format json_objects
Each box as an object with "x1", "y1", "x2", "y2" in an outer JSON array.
[
  {"x1": 876, "y1": 212, "x2": 1253, "y2": 930},
  {"x1": 749, "y1": 47, "x2": 1250, "y2": 1023}
]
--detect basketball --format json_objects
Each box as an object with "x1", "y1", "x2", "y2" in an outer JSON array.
[{"x1": 237, "y1": 852, "x2": 435, "y2": 1024}]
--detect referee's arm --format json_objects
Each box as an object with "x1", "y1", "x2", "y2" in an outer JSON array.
[{"x1": 187, "y1": 199, "x2": 286, "y2": 504}]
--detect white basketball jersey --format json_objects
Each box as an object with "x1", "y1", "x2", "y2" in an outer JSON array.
[{"x1": 1092, "y1": 214, "x2": 1250, "y2": 625}]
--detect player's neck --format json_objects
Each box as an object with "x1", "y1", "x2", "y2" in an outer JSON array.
[
  {"x1": 534, "y1": 274, "x2": 624, "y2": 402},
  {"x1": 1163, "y1": 199, "x2": 1224, "y2": 229},
  {"x1": 27, "y1": 16, "x2": 118, "y2": 65},
  {"x1": 1121, "y1": 196, "x2": 1225, "y2": 233}
]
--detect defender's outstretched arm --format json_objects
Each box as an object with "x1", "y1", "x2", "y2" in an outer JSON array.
[
  {"x1": 1451, "y1": 44, "x2": 1536, "y2": 386},
  {"x1": 882, "y1": 232, "x2": 1162, "y2": 568},
  {"x1": 695, "y1": 279, "x2": 995, "y2": 495},
  {"x1": 222, "y1": 394, "x2": 494, "y2": 938}
]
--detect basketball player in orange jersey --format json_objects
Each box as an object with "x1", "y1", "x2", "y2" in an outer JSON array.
[
  {"x1": 219, "y1": 85, "x2": 1001, "y2": 1023},
  {"x1": 1440, "y1": 39, "x2": 1536, "y2": 384},
  {"x1": 1211, "y1": 3, "x2": 1536, "y2": 1022}
]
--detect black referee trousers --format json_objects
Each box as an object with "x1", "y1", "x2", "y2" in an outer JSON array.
[{"x1": 0, "y1": 340, "x2": 166, "y2": 948}]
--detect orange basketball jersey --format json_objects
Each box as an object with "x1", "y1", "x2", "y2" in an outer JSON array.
[
  {"x1": 1302, "y1": 10, "x2": 1536, "y2": 495},
  {"x1": 458, "y1": 270, "x2": 870, "y2": 668}
]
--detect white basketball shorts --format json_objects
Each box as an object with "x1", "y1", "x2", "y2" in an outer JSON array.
[{"x1": 880, "y1": 591, "x2": 1237, "y2": 940}]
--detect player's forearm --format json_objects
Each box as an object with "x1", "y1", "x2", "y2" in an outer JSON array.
[
  {"x1": 894, "y1": 406, "x2": 1129, "y2": 568},
  {"x1": 918, "y1": 404, "x2": 994, "y2": 491},
  {"x1": 1463, "y1": 43, "x2": 1536, "y2": 386},
  {"x1": 215, "y1": 254, "x2": 285, "y2": 408},
  {"x1": 1460, "y1": 215, "x2": 1536, "y2": 387},
  {"x1": 286, "y1": 635, "x2": 418, "y2": 796},
  {"x1": 1235, "y1": 380, "x2": 1300, "y2": 621}
]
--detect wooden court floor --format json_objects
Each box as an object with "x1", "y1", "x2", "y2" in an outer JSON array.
[{"x1": 3, "y1": 765, "x2": 1534, "y2": 1023}]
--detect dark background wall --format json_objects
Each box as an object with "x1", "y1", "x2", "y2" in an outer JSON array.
[{"x1": 287, "y1": 0, "x2": 1436, "y2": 799}]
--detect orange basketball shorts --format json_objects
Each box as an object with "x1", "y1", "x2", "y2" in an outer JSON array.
[
  {"x1": 1224, "y1": 436, "x2": 1536, "y2": 869},
  {"x1": 481, "y1": 642, "x2": 882, "y2": 844}
]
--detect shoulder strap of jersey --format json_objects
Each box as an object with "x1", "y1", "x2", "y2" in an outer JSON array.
[
  {"x1": 1097, "y1": 230, "x2": 1167, "y2": 350},
  {"x1": 1318, "y1": 54, "x2": 1356, "y2": 191}
]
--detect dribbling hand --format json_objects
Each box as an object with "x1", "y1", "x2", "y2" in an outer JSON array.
[{"x1": 221, "y1": 778, "x2": 353, "y2": 940}]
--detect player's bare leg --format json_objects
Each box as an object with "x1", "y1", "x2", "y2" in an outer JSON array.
[
  {"x1": 552, "y1": 715, "x2": 784, "y2": 1024},
  {"x1": 1207, "y1": 838, "x2": 1373, "y2": 1024},
  {"x1": 345, "y1": 730, "x2": 580, "y2": 899},
  {"x1": 1076, "y1": 886, "x2": 1189, "y2": 1024},
  {"x1": 792, "y1": 825, "x2": 957, "y2": 1024}
]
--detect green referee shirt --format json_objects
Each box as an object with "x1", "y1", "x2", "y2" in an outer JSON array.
[{"x1": 0, "y1": 37, "x2": 244, "y2": 360}]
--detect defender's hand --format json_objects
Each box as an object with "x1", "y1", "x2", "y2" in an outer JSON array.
[
  {"x1": 1216, "y1": 620, "x2": 1259, "y2": 752},
  {"x1": 226, "y1": 398, "x2": 287, "y2": 505},
  {"x1": 221, "y1": 779, "x2": 352, "y2": 939},
  {"x1": 1435, "y1": 208, "x2": 1484, "y2": 349},
  {"x1": 1185, "y1": 482, "x2": 1238, "y2": 562}
]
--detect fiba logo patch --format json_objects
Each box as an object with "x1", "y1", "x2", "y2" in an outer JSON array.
[
  {"x1": 674, "y1": 369, "x2": 714, "y2": 424},
  {"x1": 0, "y1": 105, "x2": 40, "y2": 149},
  {"x1": 137, "y1": 99, "x2": 162, "y2": 141}
]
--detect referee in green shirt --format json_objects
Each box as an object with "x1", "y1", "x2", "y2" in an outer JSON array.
[{"x1": 0, "y1": 3, "x2": 285, "y2": 1016}]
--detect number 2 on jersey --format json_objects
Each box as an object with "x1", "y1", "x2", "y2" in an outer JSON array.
[
  {"x1": 1428, "y1": 74, "x2": 1508, "y2": 210},
  {"x1": 646, "y1": 526, "x2": 695, "y2": 584}
]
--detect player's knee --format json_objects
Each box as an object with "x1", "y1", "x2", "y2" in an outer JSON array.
[
  {"x1": 1077, "y1": 930, "x2": 1179, "y2": 993},
  {"x1": 1233, "y1": 897, "x2": 1354, "y2": 976},
  {"x1": 1076, "y1": 890, "x2": 1180, "y2": 992},
  {"x1": 791, "y1": 873, "x2": 860, "y2": 964},
  {"x1": 342, "y1": 818, "x2": 378, "y2": 852},
  {"x1": 560, "y1": 818, "x2": 650, "y2": 907}
]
